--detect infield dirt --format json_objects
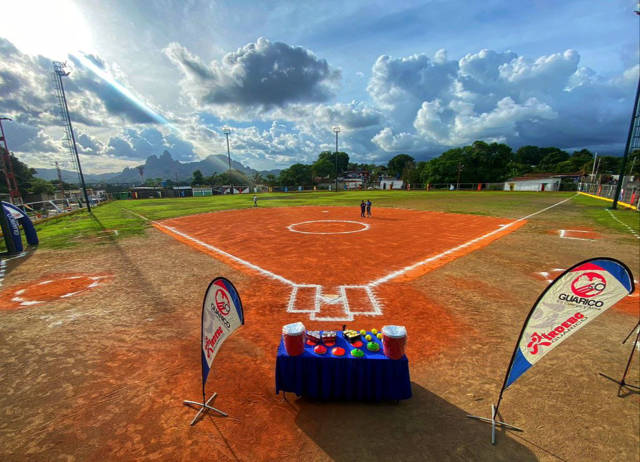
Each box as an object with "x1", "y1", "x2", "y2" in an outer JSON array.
[{"x1": 0, "y1": 198, "x2": 638, "y2": 461}]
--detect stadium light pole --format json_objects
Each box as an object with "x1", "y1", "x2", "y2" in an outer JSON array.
[
  {"x1": 333, "y1": 126, "x2": 340, "y2": 192},
  {"x1": 223, "y1": 127, "x2": 231, "y2": 170},
  {"x1": 0, "y1": 117, "x2": 22, "y2": 204},
  {"x1": 612, "y1": 75, "x2": 640, "y2": 209},
  {"x1": 53, "y1": 62, "x2": 91, "y2": 213}
]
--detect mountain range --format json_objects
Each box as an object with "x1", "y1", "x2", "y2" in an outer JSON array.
[{"x1": 34, "y1": 151, "x2": 280, "y2": 184}]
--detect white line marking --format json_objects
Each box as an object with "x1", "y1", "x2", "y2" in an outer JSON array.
[
  {"x1": 126, "y1": 210, "x2": 150, "y2": 221},
  {"x1": 155, "y1": 223, "x2": 297, "y2": 286},
  {"x1": 149, "y1": 196, "x2": 576, "y2": 321},
  {"x1": 606, "y1": 209, "x2": 640, "y2": 240},
  {"x1": 557, "y1": 229, "x2": 598, "y2": 241},
  {"x1": 287, "y1": 220, "x2": 370, "y2": 235},
  {"x1": 368, "y1": 195, "x2": 577, "y2": 287}
]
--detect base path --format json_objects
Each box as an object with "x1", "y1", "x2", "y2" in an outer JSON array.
[{"x1": 154, "y1": 206, "x2": 526, "y2": 321}]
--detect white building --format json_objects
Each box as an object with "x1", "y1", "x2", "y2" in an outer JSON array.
[
  {"x1": 504, "y1": 175, "x2": 561, "y2": 192},
  {"x1": 379, "y1": 177, "x2": 404, "y2": 190}
]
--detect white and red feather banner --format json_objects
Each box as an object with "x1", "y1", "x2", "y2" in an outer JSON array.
[{"x1": 504, "y1": 258, "x2": 634, "y2": 388}]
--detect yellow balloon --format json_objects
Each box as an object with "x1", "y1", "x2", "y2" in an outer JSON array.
[{"x1": 371, "y1": 328, "x2": 378, "y2": 335}]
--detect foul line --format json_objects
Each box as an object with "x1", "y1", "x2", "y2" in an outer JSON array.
[
  {"x1": 371, "y1": 194, "x2": 576, "y2": 286},
  {"x1": 154, "y1": 223, "x2": 297, "y2": 287},
  {"x1": 142, "y1": 195, "x2": 576, "y2": 320},
  {"x1": 606, "y1": 209, "x2": 640, "y2": 240}
]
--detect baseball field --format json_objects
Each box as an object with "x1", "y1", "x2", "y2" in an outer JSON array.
[{"x1": 0, "y1": 190, "x2": 638, "y2": 461}]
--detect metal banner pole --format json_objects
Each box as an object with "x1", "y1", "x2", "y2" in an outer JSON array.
[{"x1": 599, "y1": 321, "x2": 640, "y2": 396}]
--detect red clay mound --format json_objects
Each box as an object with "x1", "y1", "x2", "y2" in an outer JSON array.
[{"x1": 0, "y1": 273, "x2": 113, "y2": 311}]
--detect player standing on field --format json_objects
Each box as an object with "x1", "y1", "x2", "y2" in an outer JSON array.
[
  {"x1": 366, "y1": 199, "x2": 372, "y2": 217},
  {"x1": 360, "y1": 200, "x2": 366, "y2": 217}
]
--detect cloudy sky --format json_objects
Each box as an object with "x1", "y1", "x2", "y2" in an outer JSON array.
[{"x1": 0, "y1": 0, "x2": 637, "y2": 173}]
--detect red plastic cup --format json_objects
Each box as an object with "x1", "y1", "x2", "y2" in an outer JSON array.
[
  {"x1": 382, "y1": 325, "x2": 407, "y2": 359},
  {"x1": 282, "y1": 322, "x2": 305, "y2": 356}
]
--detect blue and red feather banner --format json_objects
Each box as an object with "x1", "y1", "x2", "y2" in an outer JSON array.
[{"x1": 200, "y1": 277, "x2": 244, "y2": 395}]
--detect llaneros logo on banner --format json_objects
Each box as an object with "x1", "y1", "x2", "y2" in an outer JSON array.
[
  {"x1": 570, "y1": 272, "x2": 606, "y2": 298},
  {"x1": 526, "y1": 312, "x2": 585, "y2": 354}
]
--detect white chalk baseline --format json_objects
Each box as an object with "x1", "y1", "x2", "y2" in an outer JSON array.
[{"x1": 150, "y1": 195, "x2": 576, "y2": 322}]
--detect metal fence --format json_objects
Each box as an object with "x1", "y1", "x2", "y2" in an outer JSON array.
[{"x1": 578, "y1": 182, "x2": 640, "y2": 209}]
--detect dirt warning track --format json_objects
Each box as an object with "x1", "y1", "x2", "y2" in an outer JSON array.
[{"x1": 154, "y1": 206, "x2": 525, "y2": 321}]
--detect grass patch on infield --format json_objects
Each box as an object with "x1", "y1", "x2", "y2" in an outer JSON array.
[{"x1": 28, "y1": 190, "x2": 588, "y2": 249}]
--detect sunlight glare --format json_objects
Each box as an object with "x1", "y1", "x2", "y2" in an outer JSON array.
[{"x1": 2, "y1": 0, "x2": 93, "y2": 59}]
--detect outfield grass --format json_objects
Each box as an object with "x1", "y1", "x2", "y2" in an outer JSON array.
[
  {"x1": 573, "y1": 194, "x2": 640, "y2": 235},
  {"x1": 24, "y1": 190, "x2": 638, "y2": 250}
]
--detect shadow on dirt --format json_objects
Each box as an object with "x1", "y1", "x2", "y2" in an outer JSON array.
[
  {"x1": 90, "y1": 214, "x2": 171, "y2": 314},
  {"x1": 295, "y1": 382, "x2": 540, "y2": 461}
]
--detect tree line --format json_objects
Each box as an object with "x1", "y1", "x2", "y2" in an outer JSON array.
[{"x1": 192, "y1": 141, "x2": 638, "y2": 188}]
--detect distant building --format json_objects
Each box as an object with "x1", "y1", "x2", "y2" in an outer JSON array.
[
  {"x1": 343, "y1": 178, "x2": 363, "y2": 189},
  {"x1": 130, "y1": 186, "x2": 164, "y2": 199},
  {"x1": 379, "y1": 177, "x2": 403, "y2": 190},
  {"x1": 172, "y1": 186, "x2": 193, "y2": 197},
  {"x1": 504, "y1": 173, "x2": 580, "y2": 192},
  {"x1": 192, "y1": 186, "x2": 213, "y2": 197}
]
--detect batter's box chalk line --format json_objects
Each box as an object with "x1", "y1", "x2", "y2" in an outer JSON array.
[{"x1": 287, "y1": 284, "x2": 382, "y2": 322}]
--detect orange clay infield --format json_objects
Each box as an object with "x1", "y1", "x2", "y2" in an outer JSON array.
[{"x1": 154, "y1": 206, "x2": 526, "y2": 322}]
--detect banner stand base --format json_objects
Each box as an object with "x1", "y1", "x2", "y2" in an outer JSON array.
[
  {"x1": 466, "y1": 404, "x2": 523, "y2": 445},
  {"x1": 598, "y1": 372, "x2": 640, "y2": 397},
  {"x1": 183, "y1": 392, "x2": 228, "y2": 426}
]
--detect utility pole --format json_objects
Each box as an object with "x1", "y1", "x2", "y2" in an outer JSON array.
[
  {"x1": 223, "y1": 127, "x2": 231, "y2": 170},
  {"x1": 333, "y1": 126, "x2": 340, "y2": 192},
  {"x1": 0, "y1": 117, "x2": 22, "y2": 204},
  {"x1": 52, "y1": 62, "x2": 91, "y2": 213},
  {"x1": 590, "y1": 152, "x2": 598, "y2": 181},
  {"x1": 456, "y1": 162, "x2": 464, "y2": 190}
]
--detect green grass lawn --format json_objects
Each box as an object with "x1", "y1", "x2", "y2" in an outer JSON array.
[{"x1": 19, "y1": 190, "x2": 638, "y2": 250}]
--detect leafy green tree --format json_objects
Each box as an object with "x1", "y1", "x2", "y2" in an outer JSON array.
[
  {"x1": 569, "y1": 149, "x2": 593, "y2": 172},
  {"x1": 213, "y1": 169, "x2": 249, "y2": 186},
  {"x1": 422, "y1": 141, "x2": 514, "y2": 184},
  {"x1": 538, "y1": 150, "x2": 569, "y2": 171},
  {"x1": 251, "y1": 172, "x2": 264, "y2": 185},
  {"x1": 279, "y1": 163, "x2": 313, "y2": 186},
  {"x1": 144, "y1": 177, "x2": 163, "y2": 186},
  {"x1": 191, "y1": 169, "x2": 204, "y2": 186},
  {"x1": 265, "y1": 174, "x2": 278, "y2": 186},
  {"x1": 0, "y1": 147, "x2": 38, "y2": 193},
  {"x1": 387, "y1": 154, "x2": 415, "y2": 178},
  {"x1": 515, "y1": 146, "x2": 546, "y2": 167},
  {"x1": 30, "y1": 177, "x2": 55, "y2": 195},
  {"x1": 317, "y1": 151, "x2": 349, "y2": 176},
  {"x1": 312, "y1": 158, "x2": 334, "y2": 179}
]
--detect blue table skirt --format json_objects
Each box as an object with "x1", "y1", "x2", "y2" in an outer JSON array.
[{"x1": 275, "y1": 331, "x2": 411, "y2": 401}]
